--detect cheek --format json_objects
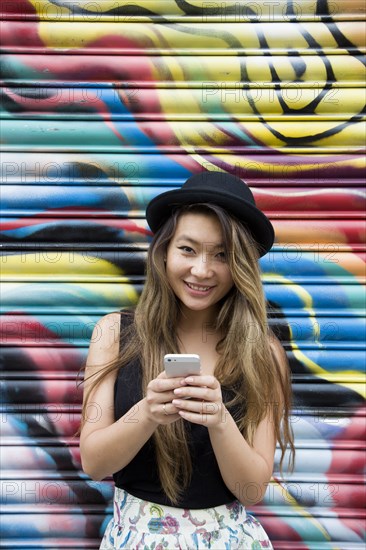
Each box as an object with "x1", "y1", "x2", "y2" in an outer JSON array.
[
  {"x1": 220, "y1": 265, "x2": 233, "y2": 283},
  {"x1": 167, "y1": 252, "x2": 185, "y2": 271},
  {"x1": 224, "y1": 281, "x2": 234, "y2": 293},
  {"x1": 165, "y1": 254, "x2": 183, "y2": 282}
]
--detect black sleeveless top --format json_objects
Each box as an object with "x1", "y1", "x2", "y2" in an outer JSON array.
[{"x1": 113, "y1": 312, "x2": 241, "y2": 509}]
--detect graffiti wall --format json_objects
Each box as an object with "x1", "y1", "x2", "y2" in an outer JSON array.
[{"x1": 1, "y1": 1, "x2": 365, "y2": 548}]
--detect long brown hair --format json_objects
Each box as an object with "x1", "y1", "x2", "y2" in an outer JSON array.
[{"x1": 80, "y1": 203, "x2": 295, "y2": 503}]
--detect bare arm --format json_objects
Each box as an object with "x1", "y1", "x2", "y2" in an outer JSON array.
[
  {"x1": 79, "y1": 313, "x2": 156, "y2": 480},
  {"x1": 207, "y1": 407, "x2": 275, "y2": 505},
  {"x1": 80, "y1": 313, "x2": 187, "y2": 481}
]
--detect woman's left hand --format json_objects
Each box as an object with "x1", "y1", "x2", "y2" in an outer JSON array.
[{"x1": 172, "y1": 375, "x2": 226, "y2": 427}]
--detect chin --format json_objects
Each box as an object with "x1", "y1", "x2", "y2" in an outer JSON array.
[{"x1": 182, "y1": 300, "x2": 217, "y2": 313}]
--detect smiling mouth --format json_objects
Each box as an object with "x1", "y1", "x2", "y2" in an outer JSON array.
[{"x1": 184, "y1": 281, "x2": 213, "y2": 291}]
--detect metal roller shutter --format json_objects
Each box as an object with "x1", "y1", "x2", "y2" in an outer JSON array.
[{"x1": 1, "y1": 1, "x2": 365, "y2": 548}]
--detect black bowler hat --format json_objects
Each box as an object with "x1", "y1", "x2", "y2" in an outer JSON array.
[{"x1": 146, "y1": 172, "x2": 275, "y2": 256}]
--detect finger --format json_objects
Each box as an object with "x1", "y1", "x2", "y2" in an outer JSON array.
[
  {"x1": 172, "y1": 398, "x2": 221, "y2": 416},
  {"x1": 176, "y1": 409, "x2": 214, "y2": 425},
  {"x1": 155, "y1": 390, "x2": 182, "y2": 404},
  {"x1": 149, "y1": 376, "x2": 187, "y2": 393},
  {"x1": 161, "y1": 402, "x2": 180, "y2": 416},
  {"x1": 184, "y1": 375, "x2": 218, "y2": 388},
  {"x1": 157, "y1": 371, "x2": 189, "y2": 383},
  {"x1": 173, "y1": 385, "x2": 215, "y2": 401}
]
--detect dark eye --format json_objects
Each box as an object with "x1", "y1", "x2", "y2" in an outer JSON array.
[
  {"x1": 178, "y1": 246, "x2": 194, "y2": 253},
  {"x1": 216, "y1": 251, "x2": 226, "y2": 260}
]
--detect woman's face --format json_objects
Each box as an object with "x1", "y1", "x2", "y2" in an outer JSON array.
[{"x1": 165, "y1": 211, "x2": 234, "y2": 316}]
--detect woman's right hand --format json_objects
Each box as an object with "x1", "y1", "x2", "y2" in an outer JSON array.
[{"x1": 144, "y1": 372, "x2": 187, "y2": 425}]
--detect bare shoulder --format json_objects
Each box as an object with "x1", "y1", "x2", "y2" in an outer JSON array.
[
  {"x1": 87, "y1": 312, "x2": 121, "y2": 365},
  {"x1": 80, "y1": 313, "x2": 122, "y2": 439}
]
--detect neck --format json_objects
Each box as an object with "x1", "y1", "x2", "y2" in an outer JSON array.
[{"x1": 177, "y1": 304, "x2": 218, "y2": 335}]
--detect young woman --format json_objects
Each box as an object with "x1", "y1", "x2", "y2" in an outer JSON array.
[{"x1": 79, "y1": 172, "x2": 295, "y2": 549}]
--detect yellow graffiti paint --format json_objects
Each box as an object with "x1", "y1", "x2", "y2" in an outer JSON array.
[{"x1": 1, "y1": 252, "x2": 123, "y2": 278}]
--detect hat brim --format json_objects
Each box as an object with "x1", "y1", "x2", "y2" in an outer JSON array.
[{"x1": 146, "y1": 187, "x2": 274, "y2": 257}]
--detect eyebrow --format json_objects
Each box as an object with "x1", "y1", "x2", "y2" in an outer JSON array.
[{"x1": 176, "y1": 235, "x2": 224, "y2": 249}]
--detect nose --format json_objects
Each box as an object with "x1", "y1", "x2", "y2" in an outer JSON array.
[{"x1": 190, "y1": 255, "x2": 213, "y2": 278}]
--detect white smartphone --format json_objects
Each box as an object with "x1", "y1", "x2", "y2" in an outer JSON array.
[{"x1": 164, "y1": 354, "x2": 201, "y2": 378}]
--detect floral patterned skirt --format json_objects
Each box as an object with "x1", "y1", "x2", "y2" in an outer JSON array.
[{"x1": 100, "y1": 487, "x2": 273, "y2": 549}]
